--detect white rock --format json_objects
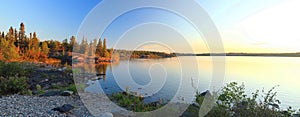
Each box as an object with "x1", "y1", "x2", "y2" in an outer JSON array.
[{"x1": 102, "y1": 112, "x2": 113, "y2": 117}]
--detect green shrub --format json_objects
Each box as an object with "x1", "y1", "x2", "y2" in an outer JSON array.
[
  {"x1": 27, "y1": 89, "x2": 33, "y2": 96},
  {"x1": 36, "y1": 84, "x2": 44, "y2": 95},
  {"x1": 66, "y1": 84, "x2": 85, "y2": 93},
  {"x1": 51, "y1": 83, "x2": 85, "y2": 93},
  {"x1": 0, "y1": 76, "x2": 28, "y2": 95},
  {"x1": 109, "y1": 92, "x2": 164, "y2": 112},
  {"x1": 41, "y1": 73, "x2": 49, "y2": 78},
  {"x1": 0, "y1": 62, "x2": 32, "y2": 78},
  {"x1": 183, "y1": 82, "x2": 286, "y2": 117},
  {"x1": 208, "y1": 82, "x2": 282, "y2": 117}
]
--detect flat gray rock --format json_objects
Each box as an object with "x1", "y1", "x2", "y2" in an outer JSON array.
[{"x1": 52, "y1": 104, "x2": 74, "y2": 113}]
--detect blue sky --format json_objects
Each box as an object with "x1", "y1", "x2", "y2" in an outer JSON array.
[
  {"x1": 1, "y1": 0, "x2": 298, "y2": 53},
  {"x1": 0, "y1": 0, "x2": 101, "y2": 40}
]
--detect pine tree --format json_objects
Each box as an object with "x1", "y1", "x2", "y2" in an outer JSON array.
[
  {"x1": 7, "y1": 27, "x2": 15, "y2": 43},
  {"x1": 70, "y1": 36, "x2": 76, "y2": 52},
  {"x1": 103, "y1": 38, "x2": 107, "y2": 51},
  {"x1": 19, "y1": 23, "x2": 26, "y2": 54},
  {"x1": 79, "y1": 37, "x2": 89, "y2": 56},
  {"x1": 103, "y1": 38, "x2": 109, "y2": 57},
  {"x1": 96, "y1": 38, "x2": 103, "y2": 56},
  {"x1": 0, "y1": 36, "x2": 19, "y2": 60},
  {"x1": 80, "y1": 38, "x2": 86, "y2": 54},
  {"x1": 62, "y1": 38, "x2": 69, "y2": 53},
  {"x1": 41, "y1": 41, "x2": 49, "y2": 56},
  {"x1": 28, "y1": 32, "x2": 41, "y2": 60},
  {"x1": 89, "y1": 39, "x2": 97, "y2": 56},
  {"x1": 32, "y1": 32, "x2": 40, "y2": 51},
  {"x1": 1, "y1": 32, "x2": 4, "y2": 39}
]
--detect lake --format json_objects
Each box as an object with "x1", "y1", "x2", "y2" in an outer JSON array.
[{"x1": 85, "y1": 56, "x2": 300, "y2": 109}]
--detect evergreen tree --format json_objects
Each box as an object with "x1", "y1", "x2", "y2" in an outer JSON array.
[
  {"x1": 79, "y1": 37, "x2": 89, "y2": 56},
  {"x1": 70, "y1": 36, "x2": 76, "y2": 52},
  {"x1": 96, "y1": 38, "x2": 103, "y2": 56},
  {"x1": 1, "y1": 32, "x2": 4, "y2": 39},
  {"x1": 19, "y1": 23, "x2": 26, "y2": 53},
  {"x1": 7, "y1": 27, "x2": 15, "y2": 43},
  {"x1": 103, "y1": 38, "x2": 109, "y2": 57},
  {"x1": 0, "y1": 36, "x2": 19, "y2": 60},
  {"x1": 80, "y1": 38, "x2": 86, "y2": 54},
  {"x1": 84, "y1": 39, "x2": 89, "y2": 56},
  {"x1": 103, "y1": 38, "x2": 107, "y2": 51},
  {"x1": 32, "y1": 32, "x2": 39, "y2": 49},
  {"x1": 62, "y1": 38, "x2": 69, "y2": 52},
  {"x1": 41, "y1": 41, "x2": 49, "y2": 56},
  {"x1": 89, "y1": 39, "x2": 97, "y2": 56},
  {"x1": 27, "y1": 32, "x2": 41, "y2": 60}
]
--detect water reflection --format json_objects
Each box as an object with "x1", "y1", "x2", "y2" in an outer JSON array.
[
  {"x1": 95, "y1": 64, "x2": 108, "y2": 81},
  {"x1": 84, "y1": 56, "x2": 300, "y2": 109}
]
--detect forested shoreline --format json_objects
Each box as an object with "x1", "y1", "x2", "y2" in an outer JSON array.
[
  {"x1": 0, "y1": 23, "x2": 117, "y2": 64},
  {"x1": 0, "y1": 23, "x2": 176, "y2": 65}
]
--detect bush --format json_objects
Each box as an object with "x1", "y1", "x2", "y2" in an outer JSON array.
[
  {"x1": 36, "y1": 84, "x2": 44, "y2": 95},
  {"x1": 0, "y1": 76, "x2": 28, "y2": 95},
  {"x1": 183, "y1": 82, "x2": 291, "y2": 117},
  {"x1": 0, "y1": 62, "x2": 32, "y2": 78},
  {"x1": 109, "y1": 92, "x2": 164, "y2": 112}
]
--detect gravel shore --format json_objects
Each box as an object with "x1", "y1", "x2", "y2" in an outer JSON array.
[{"x1": 0, "y1": 95, "x2": 91, "y2": 116}]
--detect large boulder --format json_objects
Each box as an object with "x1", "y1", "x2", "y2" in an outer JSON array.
[
  {"x1": 52, "y1": 104, "x2": 74, "y2": 113},
  {"x1": 60, "y1": 91, "x2": 73, "y2": 96},
  {"x1": 200, "y1": 90, "x2": 212, "y2": 97},
  {"x1": 102, "y1": 112, "x2": 113, "y2": 117},
  {"x1": 39, "y1": 91, "x2": 61, "y2": 97}
]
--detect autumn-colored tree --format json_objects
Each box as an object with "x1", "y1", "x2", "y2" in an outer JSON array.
[
  {"x1": 47, "y1": 40, "x2": 61, "y2": 53},
  {"x1": 41, "y1": 41, "x2": 49, "y2": 56},
  {"x1": 0, "y1": 36, "x2": 19, "y2": 60},
  {"x1": 0, "y1": 22, "x2": 114, "y2": 62},
  {"x1": 31, "y1": 32, "x2": 39, "y2": 48},
  {"x1": 26, "y1": 32, "x2": 41, "y2": 60},
  {"x1": 7, "y1": 27, "x2": 15, "y2": 43}
]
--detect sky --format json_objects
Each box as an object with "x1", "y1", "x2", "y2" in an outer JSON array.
[{"x1": 0, "y1": 0, "x2": 299, "y2": 53}]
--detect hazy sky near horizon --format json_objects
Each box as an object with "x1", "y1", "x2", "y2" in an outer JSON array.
[{"x1": 0, "y1": 0, "x2": 299, "y2": 53}]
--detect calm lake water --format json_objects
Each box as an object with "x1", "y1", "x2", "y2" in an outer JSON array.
[{"x1": 85, "y1": 56, "x2": 300, "y2": 109}]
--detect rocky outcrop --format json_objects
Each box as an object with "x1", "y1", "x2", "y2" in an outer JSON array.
[{"x1": 52, "y1": 104, "x2": 75, "y2": 113}]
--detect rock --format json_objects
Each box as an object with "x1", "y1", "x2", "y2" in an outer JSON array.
[
  {"x1": 60, "y1": 91, "x2": 73, "y2": 96},
  {"x1": 96, "y1": 73, "x2": 106, "y2": 76},
  {"x1": 293, "y1": 114, "x2": 300, "y2": 117},
  {"x1": 238, "y1": 101, "x2": 249, "y2": 109},
  {"x1": 149, "y1": 101, "x2": 160, "y2": 107},
  {"x1": 52, "y1": 104, "x2": 74, "y2": 113},
  {"x1": 32, "y1": 90, "x2": 38, "y2": 95},
  {"x1": 200, "y1": 90, "x2": 211, "y2": 97},
  {"x1": 102, "y1": 112, "x2": 113, "y2": 117},
  {"x1": 39, "y1": 91, "x2": 61, "y2": 97},
  {"x1": 268, "y1": 103, "x2": 279, "y2": 109},
  {"x1": 192, "y1": 102, "x2": 200, "y2": 108}
]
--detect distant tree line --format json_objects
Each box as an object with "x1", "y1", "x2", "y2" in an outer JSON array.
[
  {"x1": 0, "y1": 23, "x2": 113, "y2": 63},
  {"x1": 115, "y1": 50, "x2": 176, "y2": 59}
]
